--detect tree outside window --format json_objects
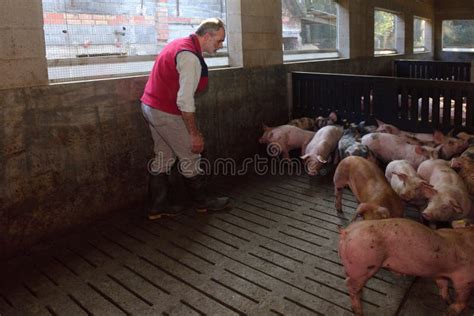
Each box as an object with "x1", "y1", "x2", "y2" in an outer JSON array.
[
  {"x1": 282, "y1": 0, "x2": 338, "y2": 61},
  {"x1": 413, "y1": 17, "x2": 431, "y2": 53},
  {"x1": 374, "y1": 9, "x2": 396, "y2": 55},
  {"x1": 442, "y1": 20, "x2": 474, "y2": 52}
]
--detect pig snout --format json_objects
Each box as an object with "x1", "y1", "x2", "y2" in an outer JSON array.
[
  {"x1": 450, "y1": 158, "x2": 462, "y2": 170},
  {"x1": 421, "y1": 211, "x2": 433, "y2": 221}
]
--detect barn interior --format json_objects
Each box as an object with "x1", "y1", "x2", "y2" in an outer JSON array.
[{"x1": 1, "y1": 0, "x2": 474, "y2": 315}]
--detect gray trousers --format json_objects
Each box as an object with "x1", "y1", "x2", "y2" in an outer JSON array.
[{"x1": 141, "y1": 103, "x2": 201, "y2": 177}]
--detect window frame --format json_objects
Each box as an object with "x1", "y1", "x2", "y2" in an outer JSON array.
[
  {"x1": 373, "y1": 8, "x2": 404, "y2": 56},
  {"x1": 42, "y1": 1, "x2": 229, "y2": 83},
  {"x1": 441, "y1": 19, "x2": 474, "y2": 53},
  {"x1": 282, "y1": 0, "x2": 340, "y2": 63},
  {"x1": 413, "y1": 16, "x2": 431, "y2": 53}
]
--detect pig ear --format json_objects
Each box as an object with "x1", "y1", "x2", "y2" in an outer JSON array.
[
  {"x1": 329, "y1": 112, "x2": 338, "y2": 122},
  {"x1": 449, "y1": 200, "x2": 463, "y2": 214},
  {"x1": 375, "y1": 119, "x2": 384, "y2": 127},
  {"x1": 316, "y1": 155, "x2": 327, "y2": 163},
  {"x1": 420, "y1": 181, "x2": 437, "y2": 198},
  {"x1": 433, "y1": 130, "x2": 445, "y2": 144},
  {"x1": 392, "y1": 171, "x2": 408, "y2": 183},
  {"x1": 414, "y1": 146, "x2": 424, "y2": 155},
  {"x1": 430, "y1": 146, "x2": 440, "y2": 159},
  {"x1": 262, "y1": 123, "x2": 269, "y2": 131},
  {"x1": 447, "y1": 128, "x2": 454, "y2": 137},
  {"x1": 300, "y1": 154, "x2": 310, "y2": 160}
]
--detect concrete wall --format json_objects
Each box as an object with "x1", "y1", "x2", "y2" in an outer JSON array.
[
  {"x1": 1, "y1": 0, "x2": 48, "y2": 89},
  {"x1": 434, "y1": 0, "x2": 474, "y2": 61},
  {"x1": 3, "y1": 0, "x2": 474, "y2": 259},
  {"x1": 0, "y1": 67, "x2": 289, "y2": 258}
]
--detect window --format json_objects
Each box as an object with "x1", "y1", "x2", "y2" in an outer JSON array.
[
  {"x1": 282, "y1": 0, "x2": 339, "y2": 62},
  {"x1": 442, "y1": 20, "x2": 474, "y2": 52},
  {"x1": 413, "y1": 17, "x2": 431, "y2": 53},
  {"x1": 42, "y1": 0, "x2": 228, "y2": 82},
  {"x1": 374, "y1": 9, "x2": 403, "y2": 56}
]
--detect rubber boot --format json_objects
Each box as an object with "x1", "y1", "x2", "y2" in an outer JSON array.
[
  {"x1": 147, "y1": 173, "x2": 184, "y2": 220},
  {"x1": 183, "y1": 175, "x2": 230, "y2": 213}
]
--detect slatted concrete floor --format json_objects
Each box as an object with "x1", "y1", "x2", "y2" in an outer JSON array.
[{"x1": 1, "y1": 172, "x2": 473, "y2": 315}]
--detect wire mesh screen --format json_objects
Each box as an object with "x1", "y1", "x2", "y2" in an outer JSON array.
[{"x1": 42, "y1": 0, "x2": 228, "y2": 82}]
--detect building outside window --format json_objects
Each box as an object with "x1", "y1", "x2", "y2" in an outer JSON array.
[
  {"x1": 442, "y1": 19, "x2": 474, "y2": 52},
  {"x1": 282, "y1": 0, "x2": 338, "y2": 62},
  {"x1": 374, "y1": 9, "x2": 403, "y2": 56},
  {"x1": 42, "y1": 0, "x2": 227, "y2": 82},
  {"x1": 413, "y1": 17, "x2": 431, "y2": 53}
]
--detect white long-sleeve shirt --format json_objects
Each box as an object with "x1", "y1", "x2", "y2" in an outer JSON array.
[{"x1": 176, "y1": 51, "x2": 202, "y2": 113}]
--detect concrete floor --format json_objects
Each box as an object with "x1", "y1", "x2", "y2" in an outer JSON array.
[{"x1": 1, "y1": 172, "x2": 473, "y2": 315}]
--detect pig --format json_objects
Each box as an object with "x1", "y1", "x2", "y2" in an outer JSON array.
[
  {"x1": 434, "y1": 130, "x2": 469, "y2": 160},
  {"x1": 259, "y1": 124, "x2": 315, "y2": 159},
  {"x1": 314, "y1": 112, "x2": 338, "y2": 130},
  {"x1": 354, "y1": 121, "x2": 377, "y2": 136},
  {"x1": 385, "y1": 160, "x2": 435, "y2": 204},
  {"x1": 338, "y1": 127, "x2": 376, "y2": 163},
  {"x1": 375, "y1": 120, "x2": 468, "y2": 158},
  {"x1": 333, "y1": 156, "x2": 404, "y2": 220},
  {"x1": 456, "y1": 131, "x2": 474, "y2": 143},
  {"x1": 288, "y1": 116, "x2": 315, "y2": 131},
  {"x1": 450, "y1": 145, "x2": 474, "y2": 197},
  {"x1": 361, "y1": 132, "x2": 439, "y2": 169},
  {"x1": 417, "y1": 159, "x2": 472, "y2": 222},
  {"x1": 301, "y1": 125, "x2": 343, "y2": 176},
  {"x1": 339, "y1": 218, "x2": 474, "y2": 316},
  {"x1": 375, "y1": 119, "x2": 435, "y2": 143}
]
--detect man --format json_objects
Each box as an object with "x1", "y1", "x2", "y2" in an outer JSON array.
[{"x1": 141, "y1": 18, "x2": 229, "y2": 220}]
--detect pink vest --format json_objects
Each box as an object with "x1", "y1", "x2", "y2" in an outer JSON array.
[{"x1": 141, "y1": 34, "x2": 208, "y2": 115}]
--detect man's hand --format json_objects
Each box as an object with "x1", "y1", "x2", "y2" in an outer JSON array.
[
  {"x1": 182, "y1": 111, "x2": 204, "y2": 154},
  {"x1": 190, "y1": 133, "x2": 204, "y2": 154}
]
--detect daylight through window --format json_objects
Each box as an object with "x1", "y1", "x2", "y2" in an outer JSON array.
[
  {"x1": 413, "y1": 17, "x2": 431, "y2": 53},
  {"x1": 442, "y1": 19, "x2": 474, "y2": 52},
  {"x1": 374, "y1": 9, "x2": 399, "y2": 55},
  {"x1": 282, "y1": 0, "x2": 339, "y2": 62},
  {"x1": 42, "y1": 0, "x2": 228, "y2": 82}
]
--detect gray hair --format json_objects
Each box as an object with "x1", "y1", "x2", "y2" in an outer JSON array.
[{"x1": 195, "y1": 18, "x2": 225, "y2": 36}]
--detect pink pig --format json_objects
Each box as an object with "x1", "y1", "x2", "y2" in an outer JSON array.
[
  {"x1": 375, "y1": 120, "x2": 467, "y2": 159},
  {"x1": 433, "y1": 131, "x2": 468, "y2": 160},
  {"x1": 417, "y1": 159, "x2": 472, "y2": 222},
  {"x1": 339, "y1": 218, "x2": 474, "y2": 316},
  {"x1": 334, "y1": 156, "x2": 404, "y2": 221},
  {"x1": 301, "y1": 125, "x2": 343, "y2": 175},
  {"x1": 259, "y1": 124, "x2": 315, "y2": 159},
  {"x1": 375, "y1": 119, "x2": 435, "y2": 143},
  {"x1": 451, "y1": 146, "x2": 474, "y2": 196},
  {"x1": 361, "y1": 133, "x2": 439, "y2": 169},
  {"x1": 385, "y1": 159, "x2": 435, "y2": 204}
]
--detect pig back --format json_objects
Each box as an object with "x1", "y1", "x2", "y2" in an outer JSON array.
[
  {"x1": 417, "y1": 159, "x2": 463, "y2": 186},
  {"x1": 305, "y1": 125, "x2": 343, "y2": 156},
  {"x1": 340, "y1": 218, "x2": 465, "y2": 277}
]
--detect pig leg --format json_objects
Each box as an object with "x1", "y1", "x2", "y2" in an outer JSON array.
[
  {"x1": 301, "y1": 140, "x2": 310, "y2": 156},
  {"x1": 446, "y1": 282, "x2": 472, "y2": 316},
  {"x1": 334, "y1": 186, "x2": 343, "y2": 212},
  {"x1": 333, "y1": 171, "x2": 348, "y2": 213},
  {"x1": 345, "y1": 276, "x2": 369, "y2": 316},
  {"x1": 434, "y1": 277, "x2": 452, "y2": 304}
]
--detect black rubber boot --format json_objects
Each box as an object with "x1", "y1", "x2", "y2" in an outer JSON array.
[
  {"x1": 183, "y1": 175, "x2": 230, "y2": 213},
  {"x1": 147, "y1": 173, "x2": 184, "y2": 220}
]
